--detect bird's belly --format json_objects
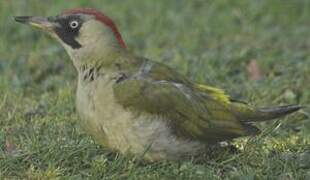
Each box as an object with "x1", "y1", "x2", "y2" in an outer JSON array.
[{"x1": 76, "y1": 77, "x2": 205, "y2": 161}]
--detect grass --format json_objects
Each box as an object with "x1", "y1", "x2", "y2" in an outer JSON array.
[{"x1": 0, "y1": 0, "x2": 309, "y2": 179}]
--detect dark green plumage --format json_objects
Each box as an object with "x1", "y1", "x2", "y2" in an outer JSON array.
[{"x1": 113, "y1": 58, "x2": 302, "y2": 144}]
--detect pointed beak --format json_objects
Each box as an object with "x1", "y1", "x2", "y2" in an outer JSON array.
[{"x1": 14, "y1": 16, "x2": 57, "y2": 32}]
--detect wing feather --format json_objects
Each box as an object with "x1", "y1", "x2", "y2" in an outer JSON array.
[{"x1": 113, "y1": 78, "x2": 251, "y2": 143}]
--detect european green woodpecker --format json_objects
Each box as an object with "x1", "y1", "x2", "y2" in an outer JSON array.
[{"x1": 15, "y1": 8, "x2": 302, "y2": 161}]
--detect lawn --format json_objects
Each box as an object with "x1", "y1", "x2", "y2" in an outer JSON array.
[{"x1": 0, "y1": 0, "x2": 309, "y2": 179}]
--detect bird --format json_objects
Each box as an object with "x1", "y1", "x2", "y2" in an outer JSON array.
[{"x1": 15, "y1": 8, "x2": 302, "y2": 161}]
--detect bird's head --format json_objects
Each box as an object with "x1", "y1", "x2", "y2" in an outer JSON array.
[{"x1": 15, "y1": 8, "x2": 126, "y2": 67}]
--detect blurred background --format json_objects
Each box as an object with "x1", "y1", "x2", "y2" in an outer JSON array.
[{"x1": 0, "y1": 0, "x2": 309, "y2": 179}]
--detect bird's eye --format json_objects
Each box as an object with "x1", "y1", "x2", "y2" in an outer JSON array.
[{"x1": 69, "y1": 20, "x2": 79, "y2": 29}]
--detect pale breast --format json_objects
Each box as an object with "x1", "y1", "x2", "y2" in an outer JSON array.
[{"x1": 76, "y1": 74, "x2": 206, "y2": 161}]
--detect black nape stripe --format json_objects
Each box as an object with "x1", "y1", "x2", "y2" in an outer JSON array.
[{"x1": 53, "y1": 16, "x2": 83, "y2": 49}]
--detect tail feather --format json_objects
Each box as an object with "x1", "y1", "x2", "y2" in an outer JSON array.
[{"x1": 246, "y1": 104, "x2": 303, "y2": 122}]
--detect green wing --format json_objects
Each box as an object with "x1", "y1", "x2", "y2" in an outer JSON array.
[
  {"x1": 113, "y1": 69, "x2": 258, "y2": 143},
  {"x1": 113, "y1": 58, "x2": 301, "y2": 143}
]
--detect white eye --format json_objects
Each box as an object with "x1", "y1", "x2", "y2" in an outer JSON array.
[{"x1": 69, "y1": 20, "x2": 79, "y2": 29}]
